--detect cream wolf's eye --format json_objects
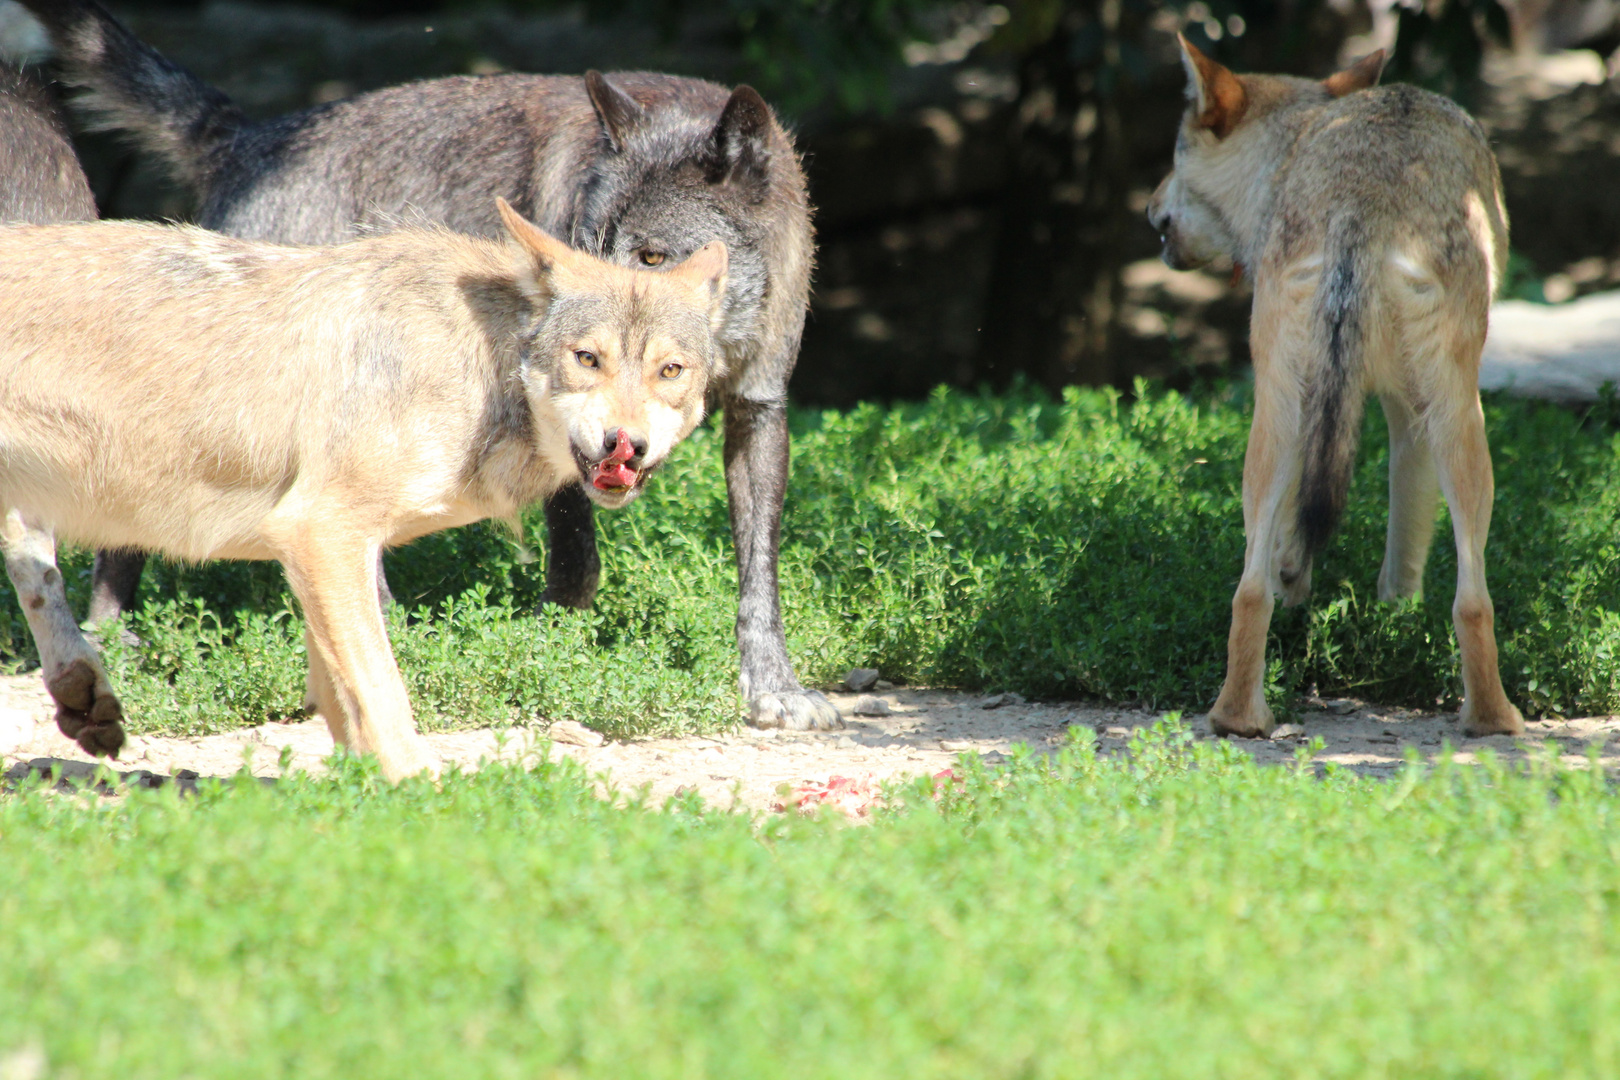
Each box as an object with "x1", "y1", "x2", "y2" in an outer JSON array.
[
  {"x1": 575, "y1": 350, "x2": 598, "y2": 368},
  {"x1": 639, "y1": 250, "x2": 667, "y2": 266},
  {"x1": 660, "y1": 362, "x2": 684, "y2": 380}
]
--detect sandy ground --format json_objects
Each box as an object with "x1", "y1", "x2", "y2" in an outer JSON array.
[{"x1": 6, "y1": 671, "x2": 1620, "y2": 811}]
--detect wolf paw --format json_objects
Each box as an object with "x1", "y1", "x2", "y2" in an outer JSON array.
[
  {"x1": 47, "y1": 658, "x2": 126, "y2": 758},
  {"x1": 750, "y1": 689, "x2": 844, "y2": 731},
  {"x1": 1461, "y1": 698, "x2": 1524, "y2": 738},
  {"x1": 1207, "y1": 700, "x2": 1274, "y2": 739}
]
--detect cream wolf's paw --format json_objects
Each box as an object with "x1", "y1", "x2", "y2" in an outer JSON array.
[
  {"x1": 1461, "y1": 697, "x2": 1525, "y2": 738},
  {"x1": 751, "y1": 689, "x2": 844, "y2": 731},
  {"x1": 47, "y1": 657, "x2": 126, "y2": 757},
  {"x1": 1207, "y1": 697, "x2": 1275, "y2": 739}
]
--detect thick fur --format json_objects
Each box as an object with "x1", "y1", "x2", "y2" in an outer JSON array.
[
  {"x1": 0, "y1": 61, "x2": 95, "y2": 224},
  {"x1": 0, "y1": 206, "x2": 729, "y2": 780},
  {"x1": 1147, "y1": 38, "x2": 1523, "y2": 739},
  {"x1": 19, "y1": 0, "x2": 840, "y2": 730}
]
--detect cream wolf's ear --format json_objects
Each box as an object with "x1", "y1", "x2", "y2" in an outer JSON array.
[
  {"x1": 496, "y1": 196, "x2": 574, "y2": 299},
  {"x1": 668, "y1": 241, "x2": 730, "y2": 333},
  {"x1": 1323, "y1": 50, "x2": 1387, "y2": 97},
  {"x1": 1177, "y1": 34, "x2": 1247, "y2": 139}
]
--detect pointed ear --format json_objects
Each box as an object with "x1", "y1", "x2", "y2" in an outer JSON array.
[
  {"x1": 705, "y1": 85, "x2": 772, "y2": 194},
  {"x1": 1178, "y1": 33, "x2": 1247, "y2": 139},
  {"x1": 669, "y1": 241, "x2": 729, "y2": 332},
  {"x1": 1323, "y1": 50, "x2": 1386, "y2": 97},
  {"x1": 585, "y1": 70, "x2": 647, "y2": 152},
  {"x1": 496, "y1": 196, "x2": 574, "y2": 297}
]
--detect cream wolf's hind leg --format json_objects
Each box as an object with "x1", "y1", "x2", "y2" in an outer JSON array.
[
  {"x1": 1208, "y1": 386, "x2": 1299, "y2": 739},
  {"x1": 280, "y1": 527, "x2": 438, "y2": 782},
  {"x1": 1377, "y1": 393, "x2": 1440, "y2": 601},
  {"x1": 1427, "y1": 392, "x2": 1524, "y2": 737},
  {"x1": 1, "y1": 510, "x2": 125, "y2": 755}
]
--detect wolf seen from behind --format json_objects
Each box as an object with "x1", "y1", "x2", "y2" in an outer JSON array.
[
  {"x1": 18, "y1": 0, "x2": 840, "y2": 731},
  {"x1": 1147, "y1": 38, "x2": 1524, "y2": 738},
  {"x1": 0, "y1": 200, "x2": 729, "y2": 781}
]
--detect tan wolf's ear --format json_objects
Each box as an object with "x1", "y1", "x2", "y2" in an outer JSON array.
[
  {"x1": 1323, "y1": 50, "x2": 1386, "y2": 97},
  {"x1": 496, "y1": 196, "x2": 577, "y2": 297},
  {"x1": 669, "y1": 241, "x2": 730, "y2": 332},
  {"x1": 1178, "y1": 34, "x2": 1247, "y2": 138}
]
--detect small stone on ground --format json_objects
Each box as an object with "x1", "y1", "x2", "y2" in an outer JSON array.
[{"x1": 843, "y1": 668, "x2": 880, "y2": 693}]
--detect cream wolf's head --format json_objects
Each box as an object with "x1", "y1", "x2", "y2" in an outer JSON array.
[
  {"x1": 1147, "y1": 38, "x2": 1384, "y2": 270},
  {"x1": 497, "y1": 198, "x2": 728, "y2": 509}
]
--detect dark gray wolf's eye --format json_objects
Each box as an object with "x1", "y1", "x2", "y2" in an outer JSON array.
[
  {"x1": 575, "y1": 350, "x2": 598, "y2": 368},
  {"x1": 660, "y1": 362, "x2": 684, "y2": 380},
  {"x1": 639, "y1": 250, "x2": 667, "y2": 266}
]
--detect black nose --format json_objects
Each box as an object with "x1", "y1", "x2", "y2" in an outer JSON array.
[{"x1": 602, "y1": 427, "x2": 650, "y2": 463}]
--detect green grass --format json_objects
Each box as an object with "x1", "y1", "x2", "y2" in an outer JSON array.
[
  {"x1": 3, "y1": 723, "x2": 1619, "y2": 1077},
  {"x1": 8, "y1": 381, "x2": 1620, "y2": 737}
]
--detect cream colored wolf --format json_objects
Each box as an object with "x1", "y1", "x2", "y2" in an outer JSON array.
[
  {"x1": 0, "y1": 200, "x2": 727, "y2": 780},
  {"x1": 1147, "y1": 38, "x2": 1523, "y2": 739}
]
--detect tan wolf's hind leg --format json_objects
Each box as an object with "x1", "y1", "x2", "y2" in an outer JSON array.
[
  {"x1": 1377, "y1": 393, "x2": 1440, "y2": 601},
  {"x1": 1428, "y1": 394, "x2": 1523, "y2": 736},
  {"x1": 1208, "y1": 388, "x2": 1298, "y2": 739},
  {"x1": 280, "y1": 528, "x2": 438, "y2": 782},
  {"x1": 1, "y1": 510, "x2": 125, "y2": 756},
  {"x1": 303, "y1": 624, "x2": 348, "y2": 749}
]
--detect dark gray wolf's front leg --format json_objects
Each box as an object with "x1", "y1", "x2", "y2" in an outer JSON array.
[
  {"x1": 724, "y1": 396, "x2": 841, "y2": 730},
  {"x1": 87, "y1": 548, "x2": 146, "y2": 625},
  {"x1": 537, "y1": 483, "x2": 600, "y2": 610}
]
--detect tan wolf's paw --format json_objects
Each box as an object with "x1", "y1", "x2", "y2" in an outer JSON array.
[
  {"x1": 1461, "y1": 698, "x2": 1525, "y2": 738},
  {"x1": 47, "y1": 658, "x2": 126, "y2": 758},
  {"x1": 1207, "y1": 699, "x2": 1275, "y2": 739},
  {"x1": 751, "y1": 689, "x2": 844, "y2": 731}
]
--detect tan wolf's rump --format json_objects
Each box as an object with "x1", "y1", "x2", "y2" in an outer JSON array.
[
  {"x1": 1147, "y1": 39, "x2": 1523, "y2": 738},
  {"x1": 0, "y1": 201, "x2": 728, "y2": 781}
]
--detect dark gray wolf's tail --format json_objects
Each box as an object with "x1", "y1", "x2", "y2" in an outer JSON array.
[
  {"x1": 17, "y1": 0, "x2": 243, "y2": 187},
  {"x1": 1297, "y1": 221, "x2": 1372, "y2": 556}
]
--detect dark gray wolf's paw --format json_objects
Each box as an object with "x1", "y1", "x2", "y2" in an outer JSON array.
[
  {"x1": 47, "y1": 658, "x2": 126, "y2": 758},
  {"x1": 750, "y1": 689, "x2": 844, "y2": 731}
]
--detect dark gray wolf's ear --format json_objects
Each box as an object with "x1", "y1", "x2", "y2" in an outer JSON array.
[
  {"x1": 585, "y1": 70, "x2": 647, "y2": 152},
  {"x1": 705, "y1": 85, "x2": 772, "y2": 194}
]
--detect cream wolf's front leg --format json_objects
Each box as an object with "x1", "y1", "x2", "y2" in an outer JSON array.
[
  {"x1": 279, "y1": 527, "x2": 438, "y2": 782},
  {"x1": 2, "y1": 509, "x2": 125, "y2": 756}
]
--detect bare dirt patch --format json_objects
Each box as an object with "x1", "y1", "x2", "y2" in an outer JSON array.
[{"x1": 4, "y1": 674, "x2": 1618, "y2": 810}]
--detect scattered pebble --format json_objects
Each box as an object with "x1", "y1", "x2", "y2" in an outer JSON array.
[
  {"x1": 1271, "y1": 724, "x2": 1306, "y2": 740},
  {"x1": 548, "y1": 720, "x2": 605, "y2": 747},
  {"x1": 874, "y1": 679, "x2": 896, "y2": 691},
  {"x1": 940, "y1": 739, "x2": 975, "y2": 752},
  {"x1": 844, "y1": 668, "x2": 880, "y2": 693},
  {"x1": 979, "y1": 692, "x2": 1025, "y2": 709},
  {"x1": 836, "y1": 735, "x2": 857, "y2": 749},
  {"x1": 1323, "y1": 699, "x2": 1359, "y2": 715},
  {"x1": 852, "y1": 695, "x2": 892, "y2": 717},
  {"x1": 1103, "y1": 726, "x2": 1132, "y2": 739}
]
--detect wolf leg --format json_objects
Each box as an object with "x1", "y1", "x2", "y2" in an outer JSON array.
[
  {"x1": 536, "y1": 483, "x2": 601, "y2": 610},
  {"x1": 723, "y1": 396, "x2": 841, "y2": 731},
  {"x1": 303, "y1": 624, "x2": 348, "y2": 748},
  {"x1": 279, "y1": 528, "x2": 438, "y2": 781},
  {"x1": 1429, "y1": 395, "x2": 1523, "y2": 737},
  {"x1": 1377, "y1": 393, "x2": 1440, "y2": 602},
  {"x1": 87, "y1": 547, "x2": 146, "y2": 625},
  {"x1": 1208, "y1": 386, "x2": 1298, "y2": 739},
  {"x1": 3, "y1": 511, "x2": 125, "y2": 756}
]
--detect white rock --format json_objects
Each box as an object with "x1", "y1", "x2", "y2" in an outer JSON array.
[
  {"x1": 852, "y1": 695, "x2": 891, "y2": 717},
  {"x1": 979, "y1": 691, "x2": 1025, "y2": 709},
  {"x1": 1270, "y1": 724, "x2": 1306, "y2": 740},
  {"x1": 1481, "y1": 292, "x2": 1620, "y2": 403},
  {"x1": 547, "y1": 720, "x2": 604, "y2": 747}
]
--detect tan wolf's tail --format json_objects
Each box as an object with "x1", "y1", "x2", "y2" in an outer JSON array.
[
  {"x1": 14, "y1": 0, "x2": 243, "y2": 188},
  {"x1": 1297, "y1": 221, "x2": 1373, "y2": 556}
]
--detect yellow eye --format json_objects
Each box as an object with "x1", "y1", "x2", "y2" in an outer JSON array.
[
  {"x1": 575, "y1": 350, "x2": 598, "y2": 368},
  {"x1": 660, "y1": 362, "x2": 684, "y2": 380},
  {"x1": 640, "y1": 250, "x2": 667, "y2": 266}
]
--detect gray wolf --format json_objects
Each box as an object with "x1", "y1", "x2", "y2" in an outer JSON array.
[
  {"x1": 1147, "y1": 38, "x2": 1524, "y2": 738},
  {"x1": 0, "y1": 200, "x2": 729, "y2": 781},
  {"x1": 18, "y1": 0, "x2": 840, "y2": 730}
]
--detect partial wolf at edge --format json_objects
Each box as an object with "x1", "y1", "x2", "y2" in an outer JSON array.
[{"x1": 15, "y1": 0, "x2": 844, "y2": 732}]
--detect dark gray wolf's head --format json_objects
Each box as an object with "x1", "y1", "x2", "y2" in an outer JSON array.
[{"x1": 573, "y1": 73, "x2": 776, "y2": 359}]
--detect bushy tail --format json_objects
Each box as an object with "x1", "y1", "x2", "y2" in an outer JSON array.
[
  {"x1": 1297, "y1": 225, "x2": 1372, "y2": 556},
  {"x1": 16, "y1": 0, "x2": 243, "y2": 187}
]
